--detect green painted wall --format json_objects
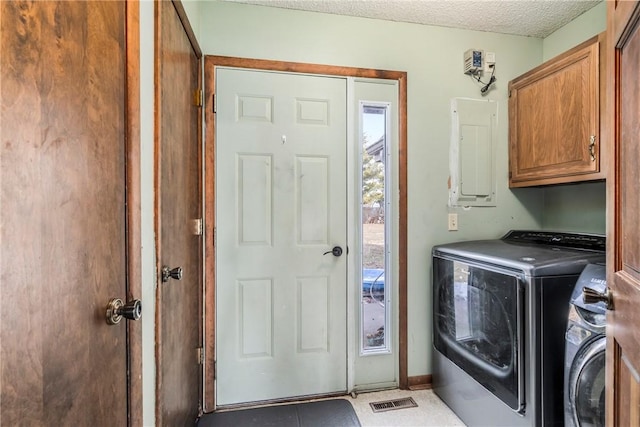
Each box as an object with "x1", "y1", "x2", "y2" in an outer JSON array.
[
  {"x1": 543, "y1": 1, "x2": 606, "y2": 61},
  {"x1": 540, "y1": 182, "x2": 606, "y2": 233},
  {"x1": 194, "y1": 1, "x2": 547, "y2": 378},
  {"x1": 182, "y1": 0, "x2": 202, "y2": 40},
  {"x1": 540, "y1": 1, "x2": 606, "y2": 235},
  {"x1": 178, "y1": 0, "x2": 607, "y2": 385}
]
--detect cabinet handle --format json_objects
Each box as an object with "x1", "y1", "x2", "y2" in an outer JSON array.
[{"x1": 589, "y1": 135, "x2": 596, "y2": 161}]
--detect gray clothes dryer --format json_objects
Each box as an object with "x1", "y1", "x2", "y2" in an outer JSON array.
[
  {"x1": 432, "y1": 231, "x2": 606, "y2": 426},
  {"x1": 564, "y1": 263, "x2": 607, "y2": 427}
]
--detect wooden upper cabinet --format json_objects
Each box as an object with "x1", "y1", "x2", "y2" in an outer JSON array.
[{"x1": 508, "y1": 33, "x2": 606, "y2": 187}]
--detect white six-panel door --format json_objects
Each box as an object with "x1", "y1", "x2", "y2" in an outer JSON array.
[{"x1": 215, "y1": 68, "x2": 348, "y2": 405}]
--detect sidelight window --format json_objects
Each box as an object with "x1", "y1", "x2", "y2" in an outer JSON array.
[{"x1": 360, "y1": 103, "x2": 391, "y2": 354}]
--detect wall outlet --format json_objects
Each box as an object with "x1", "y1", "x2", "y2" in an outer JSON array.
[
  {"x1": 448, "y1": 213, "x2": 458, "y2": 231},
  {"x1": 484, "y1": 51, "x2": 496, "y2": 72}
]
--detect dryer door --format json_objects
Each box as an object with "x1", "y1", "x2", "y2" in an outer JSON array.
[
  {"x1": 569, "y1": 336, "x2": 606, "y2": 427},
  {"x1": 432, "y1": 255, "x2": 525, "y2": 413}
]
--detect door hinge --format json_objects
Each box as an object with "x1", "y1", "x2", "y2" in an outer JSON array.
[
  {"x1": 190, "y1": 218, "x2": 203, "y2": 236},
  {"x1": 214, "y1": 227, "x2": 217, "y2": 246},
  {"x1": 213, "y1": 94, "x2": 216, "y2": 114},
  {"x1": 193, "y1": 89, "x2": 203, "y2": 107},
  {"x1": 197, "y1": 347, "x2": 204, "y2": 365}
]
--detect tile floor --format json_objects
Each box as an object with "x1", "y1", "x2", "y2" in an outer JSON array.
[{"x1": 345, "y1": 388, "x2": 465, "y2": 426}]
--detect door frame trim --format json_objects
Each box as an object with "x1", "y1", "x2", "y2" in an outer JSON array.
[
  {"x1": 203, "y1": 56, "x2": 408, "y2": 411},
  {"x1": 125, "y1": 1, "x2": 143, "y2": 425}
]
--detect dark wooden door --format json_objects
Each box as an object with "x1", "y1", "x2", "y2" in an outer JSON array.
[
  {"x1": 1, "y1": 1, "x2": 140, "y2": 425},
  {"x1": 607, "y1": 1, "x2": 640, "y2": 425},
  {"x1": 155, "y1": 1, "x2": 202, "y2": 425}
]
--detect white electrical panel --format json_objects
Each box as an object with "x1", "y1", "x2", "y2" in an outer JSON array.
[
  {"x1": 464, "y1": 49, "x2": 484, "y2": 74},
  {"x1": 449, "y1": 98, "x2": 497, "y2": 207}
]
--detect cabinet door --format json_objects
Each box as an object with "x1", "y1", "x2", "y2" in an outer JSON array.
[{"x1": 509, "y1": 35, "x2": 604, "y2": 187}]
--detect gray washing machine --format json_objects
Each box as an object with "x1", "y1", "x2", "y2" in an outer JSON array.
[{"x1": 564, "y1": 263, "x2": 607, "y2": 427}]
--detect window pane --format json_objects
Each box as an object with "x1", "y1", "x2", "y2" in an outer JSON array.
[{"x1": 362, "y1": 104, "x2": 388, "y2": 352}]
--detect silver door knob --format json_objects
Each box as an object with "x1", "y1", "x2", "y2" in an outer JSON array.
[
  {"x1": 106, "y1": 298, "x2": 142, "y2": 325},
  {"x1": 582, "y1": 286, "x2": 613, "y2": 310},
  {"x1": 162, "y1": 266, "x2": 183, "y2": 282}
]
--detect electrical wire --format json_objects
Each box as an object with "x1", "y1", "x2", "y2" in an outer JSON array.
[{"x1": 470, "y1": 64, "x2": 496, "y2": 95}]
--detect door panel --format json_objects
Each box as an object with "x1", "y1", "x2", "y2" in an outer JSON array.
[
  {"x1": 155, "y1": 1, "x2": 202, "y2": 425},
  {"x1": 1, "y1": 1, "x2": 133, "y2": 425},
  {"x1": 607, "y1": 1, "x2": 640, "y2": 425},
  {"x1": 215, "y1": 68, "x2": 347, "y2": 405}
]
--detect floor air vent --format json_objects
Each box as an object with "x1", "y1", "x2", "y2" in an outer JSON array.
[{"x1": 369, "y1": 397, "x2": 418, "y2": 413}]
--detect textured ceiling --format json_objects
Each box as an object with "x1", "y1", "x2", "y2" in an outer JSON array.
[{"x1": 222, "y1": 0, "x2": 602, "y2": 38}]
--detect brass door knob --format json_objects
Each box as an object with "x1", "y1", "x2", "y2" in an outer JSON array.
[{"x1": 106, "y1": 298, "x2": 142, "y2": 325}]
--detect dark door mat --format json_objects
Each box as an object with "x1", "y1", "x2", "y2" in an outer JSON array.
[{"x1": 196, "y1": 399, "x2": 361, "y2": 427}]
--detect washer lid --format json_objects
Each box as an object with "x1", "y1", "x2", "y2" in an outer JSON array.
[{"x1": 432, "y1": 238, "x2": 605, "y2": 276}]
